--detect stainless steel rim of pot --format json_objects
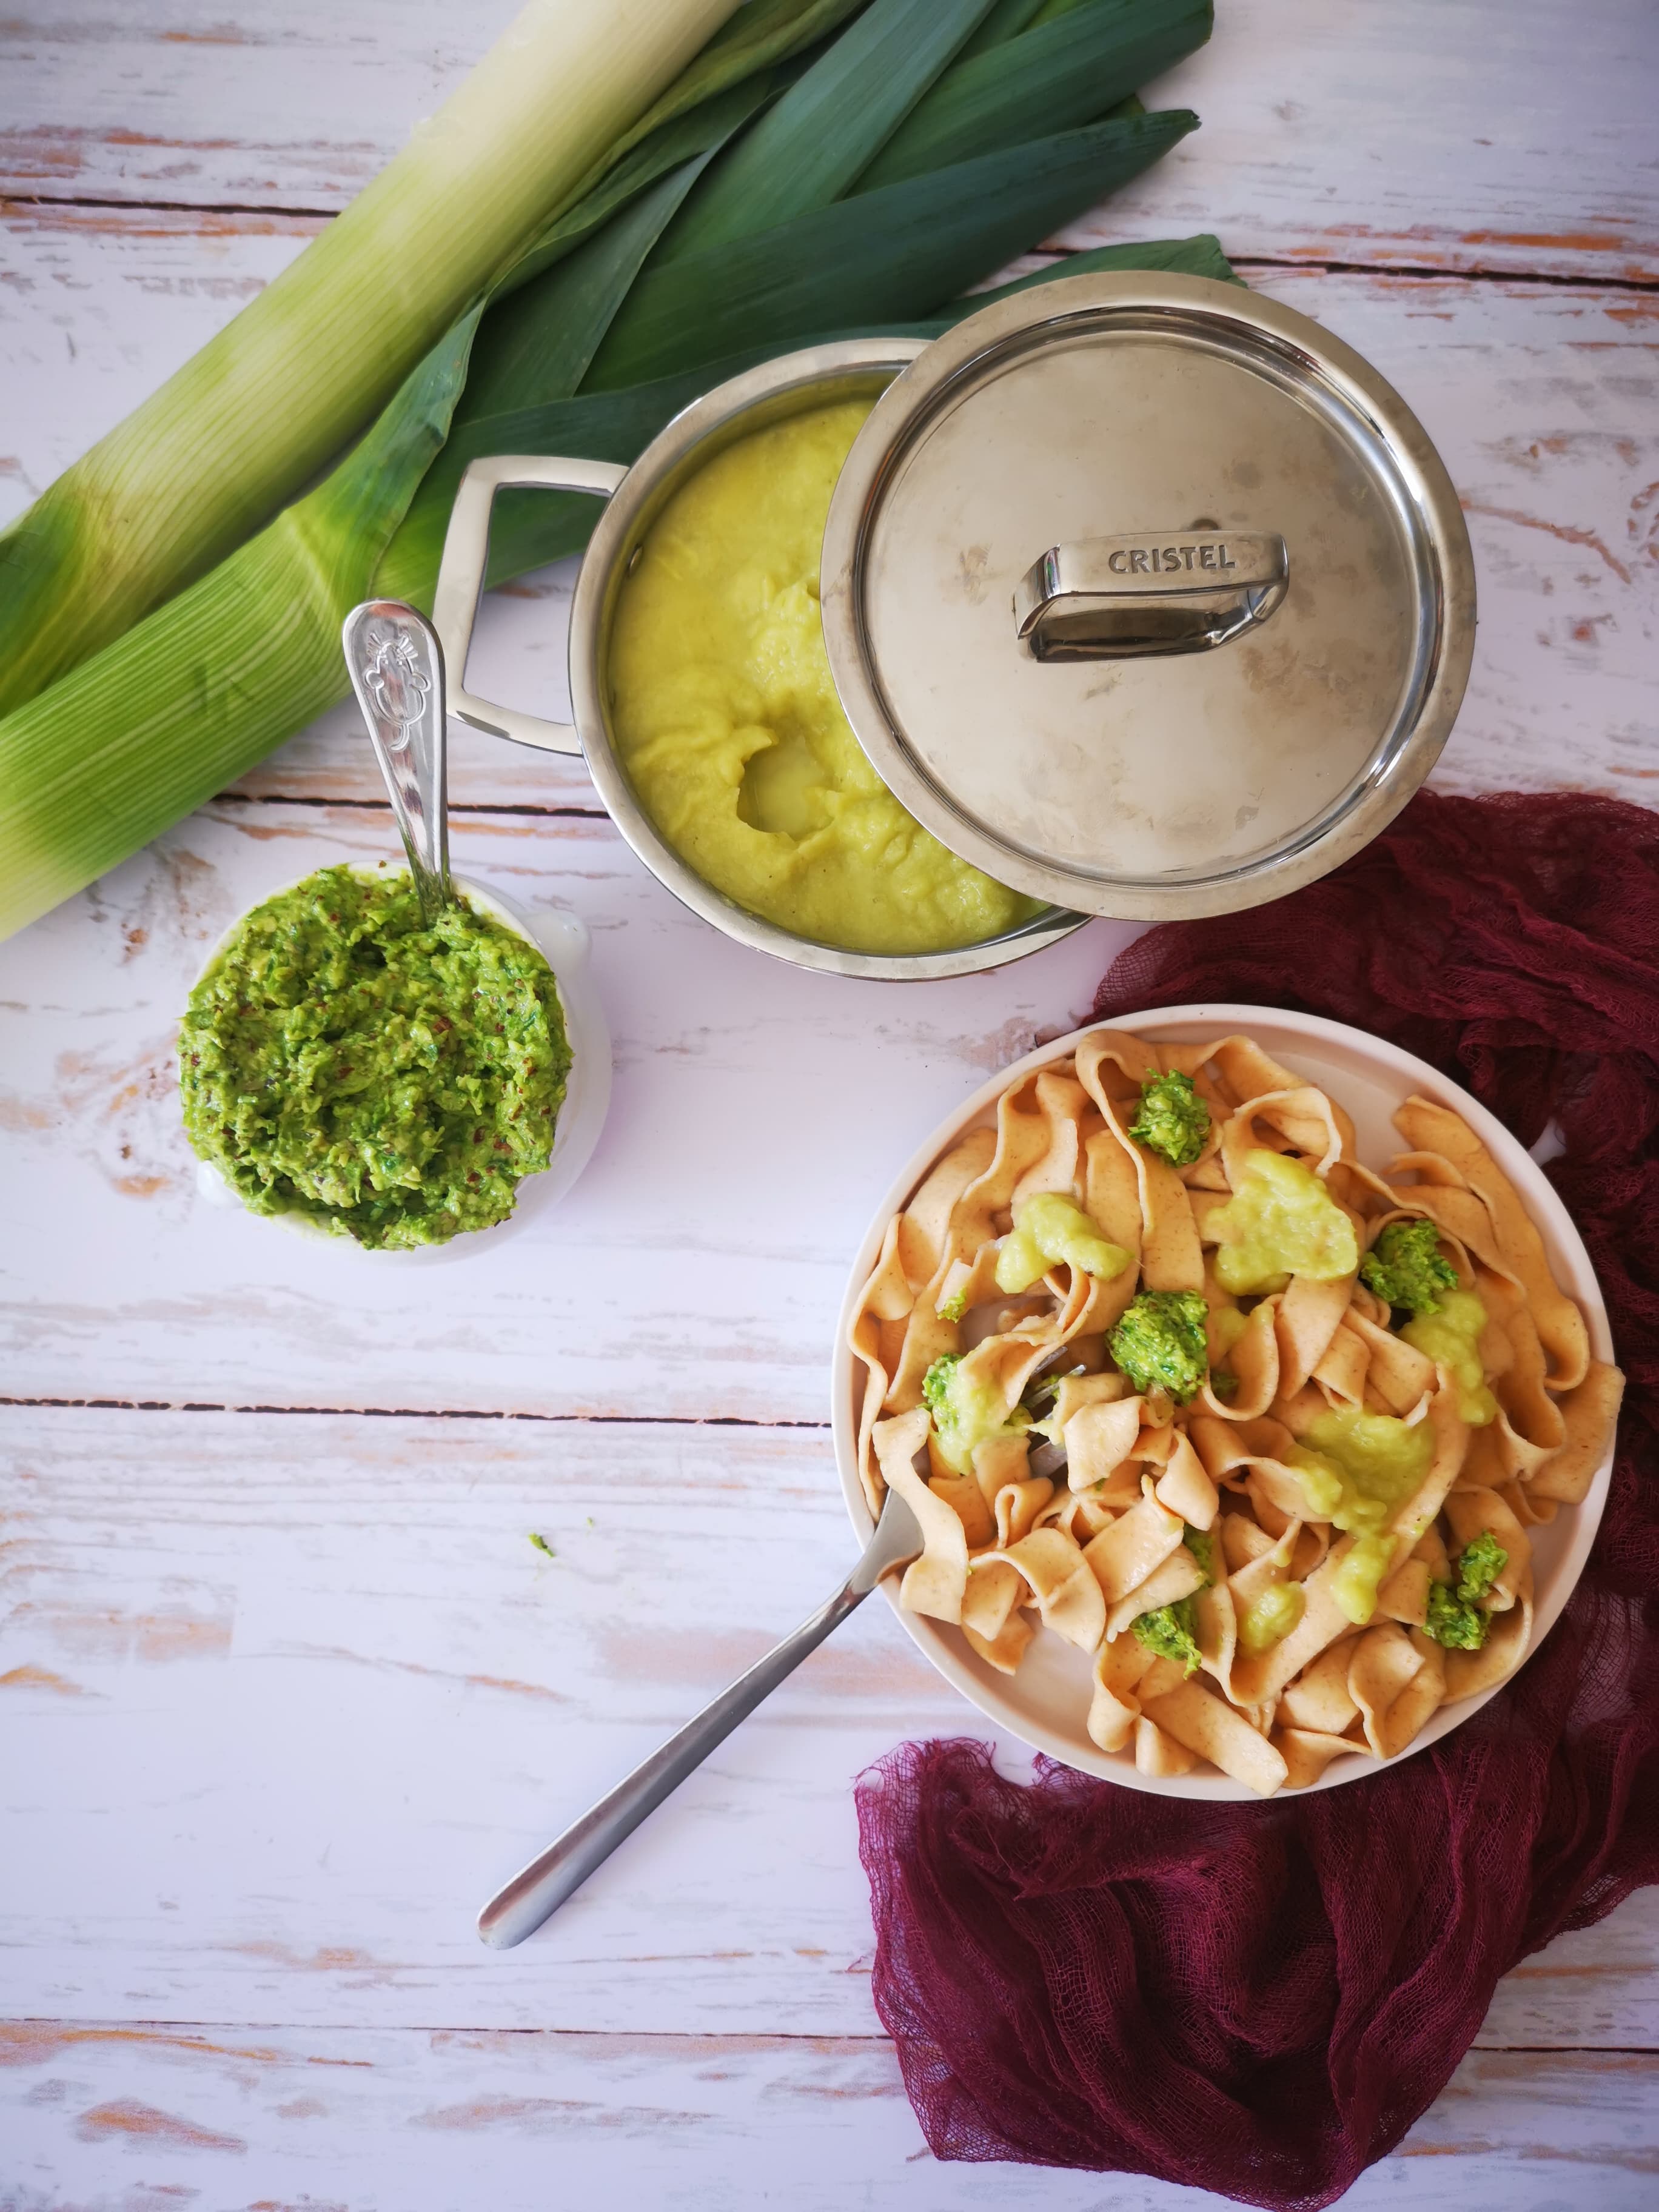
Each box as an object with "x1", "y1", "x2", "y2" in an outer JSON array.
[
  {"x1": 568, "y1": 340, "x2": 1088, "y2": 982},
  {"x1": 819, "y1": 273, "x2": 1478, "y2": 923}
]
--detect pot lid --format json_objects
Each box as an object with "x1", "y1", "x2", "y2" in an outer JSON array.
[{"x1": 819, "y1": 272, "x2": 1475, "y2": 921}]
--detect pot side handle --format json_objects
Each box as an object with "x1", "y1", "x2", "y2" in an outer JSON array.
[{"x1": 432, "y1": 454, "x2": 628, "y2": 757}]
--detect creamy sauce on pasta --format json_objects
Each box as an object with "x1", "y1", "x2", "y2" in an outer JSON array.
[
  {"x1": 1238, "y1": 1581, "x2": 1304, "y2": 1654},
  {"x1": 1289, "y1": 1408, "x2": 1435, "y2": 1624},
  {"x1": 1209, "y1": 1147, "x2": 1359, "y2": 1294},
  {"x1": 1403, "y1": 1289, "x2": 1498, "y2": 1424}
]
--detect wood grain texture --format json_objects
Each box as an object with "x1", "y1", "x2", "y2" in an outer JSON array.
[
  {"x1": 4, "y1": 1, "x2": 1655, "y2": 280},
  {"x1": 2, "y1": 2029, "x2": 1657, "y2": 2210},
  {"x1": 1062, "y1": 0, "x2": 1659, "y2": 283},
  {"x1": 0, "y1": 799, "x2": 1136, "y2": 1415},
  {"x1": 3, "y1": 1407, "x2": 1654, "y2": 2049},
  {"x1": 230, "y1": 268, "x2": 1657, "y2": 813},
  {"x1": 5, "y1": 228, "x2": 1652, "y2": 803},
  {"x1": 0, "y1": 0, "x2": 523, "y2": 211},
  {"x1": 2, "y1": 256, "x2": 1653, "y2": 1415},
  {"x1": 0, "y1": 204, "x2": 325, "y2": 532},
  {"x1": 4, "y1": 2, "x2": 1657, "y2": 2197},
  {"x1": 0, "y1": 1410, "x2": 950, "y2": 2034}
]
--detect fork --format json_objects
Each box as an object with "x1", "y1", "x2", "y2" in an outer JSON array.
[{"x1": 476, "y1": 1480, "x2": 925, "y2": 1948}]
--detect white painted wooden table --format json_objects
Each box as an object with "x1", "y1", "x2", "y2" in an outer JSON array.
[{"x1": 3, "y1": 4, "x2": 1657, "y2": 2202}]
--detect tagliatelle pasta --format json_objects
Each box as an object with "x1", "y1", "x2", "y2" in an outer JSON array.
[{"x1": 849, "y1": 1030, "x2": 1624, "y2": 1796}]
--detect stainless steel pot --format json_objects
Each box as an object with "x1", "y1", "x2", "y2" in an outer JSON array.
[
  {"x1": 427, "y1": 273, "x2": 1476, "y2": 970},
  {"x1": 819, "y1": 275, "x2": 1476, "y2": 922},
  {"x1": 429, "y1": 340, "x2": 1087, "y2": 981}
]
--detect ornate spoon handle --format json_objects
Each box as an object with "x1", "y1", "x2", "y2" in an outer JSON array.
[{"x1": 343, "y1": 600, "x2": 451, "y2": 919}]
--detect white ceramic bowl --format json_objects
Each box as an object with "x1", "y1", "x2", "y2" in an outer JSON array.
[
  {"x1": 831, "y1": 1004, "x2": 1617, "y2": 1800},
  {"x1": 191, "y1": 864, "x2": 611, "y2": 1262}
]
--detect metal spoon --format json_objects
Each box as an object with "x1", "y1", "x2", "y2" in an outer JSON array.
[
  {"x1": 342, "y1": 599, "x2": 451, "y2": 920},
  {"x1": 477, "y1": 1481, "x2": 926, "y2": 1950}
]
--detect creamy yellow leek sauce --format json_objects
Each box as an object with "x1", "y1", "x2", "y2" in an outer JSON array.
[
  {"x1": 1288, "y1": 1407, "x2": 1435, "y2": 1625},
  {"x1": 608, "y1": 400, "x2": 1042, "y2": 956}
]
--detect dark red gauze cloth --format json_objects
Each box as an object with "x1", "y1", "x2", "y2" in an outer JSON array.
[{"x1": 855, "y1": 791, "x2": 1659, "y2": 2210}]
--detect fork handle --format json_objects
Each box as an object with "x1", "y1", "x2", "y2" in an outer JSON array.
[{"x1": 476, "y1": 1578, "x2": 866, "y2": 1949}]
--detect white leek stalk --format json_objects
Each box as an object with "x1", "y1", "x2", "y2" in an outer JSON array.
[
  {"x1": 0, "y1": 318, "x2": 482, "y2": 943},
  {"x1": 0, "y1": 0, "x2": 740, "y2": 720}
]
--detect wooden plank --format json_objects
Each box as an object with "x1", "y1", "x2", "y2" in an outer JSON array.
[
  {"x1": 1259, "y1": 271, "x2": 1659, "y2": 803},
  {"x1": 0, "y1": 1406, "x2": 1051, "y2": 2034},
  {"x1": 6, "y1": 5, "x2": 1657, "y2": 2189},
  {"x1": 0, "y1": 2025, "x2": 1655, "y2": 2208},
  {"x1": 0, "y1": 801, "x2": 1135, "y2": 1416},
  {"x1": 3, "y1": 273, "x2": 1655, "y2": 1411},
  {"x1": 0, "y1": 1, "x2": 521, "y2": 212},
  {"x1": 2, "y1": 1407, "x2": 1654, "y2": 2046},
  {"x1": 1483, "y1": 1898, "x2": 1659, "y2": 2049},
  {"x1": 232, "y1": 269, "x2": 1659, "y2": 812},
  {"x1": 3, "y1": 2, "x2": 1654, "y2": 280},
  {"x1": 1063, "y1": 0, "x2": 1659, "y2": 283},
  {"x1": 7, "y1": 213, "x2": 1652, "y2": 809}
]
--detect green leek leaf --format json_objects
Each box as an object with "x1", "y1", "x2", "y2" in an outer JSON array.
[
  {"x1": 957, "y1": 229, "x2": 1239, "y2": 304},
  {"x1": 378, "y1": 234, "x2": 1236, "y2": 604},
  {"x1": 548, "y1": 0, "x2": 870, "y2": 223},
  {"x1": 584, "y1": 107, "x2": 1196, "y2": 389},
  {"x1": 657, "y1": 0, "x2": 998, "y2": 261},
  {"x1": 859, "y1": 0, "x2": 1212, "y2": 189},
  {"x1": 959, "y1": 0, "x2": 1051, "y2": 59},
  {"x1": 1029, "y1": 0, "x2": 1099, "y2": 27},
  {"x1": 494, "y1": 72, "x2": 779, "y2": 303},
  {"x1": 464, "y1": 153, "x2": 721, "y2": 423},
  {"x1": 0, "y1": 0, "x2": 750, "y2": 723}
]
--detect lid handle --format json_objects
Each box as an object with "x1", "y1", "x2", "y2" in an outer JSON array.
[{"x1": 1014, "y1": 531, "x2": 1288, "y2": 662}]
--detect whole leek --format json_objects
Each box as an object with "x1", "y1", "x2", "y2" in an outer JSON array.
[
  {"x1": 0, "y1": 0, "x2": 745, "y2": 722},
  {"x1": 0, "y1": 320, "x2": 480, "y2": 939},
  {"x1": 0, "y1": 0, "x2": 1219, "y2": 943}
]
